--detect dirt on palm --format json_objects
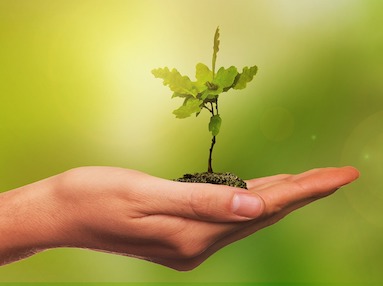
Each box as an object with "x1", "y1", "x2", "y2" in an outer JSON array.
[{"x1": 175, "y1": 172, "x2": 247, "y2": 189}]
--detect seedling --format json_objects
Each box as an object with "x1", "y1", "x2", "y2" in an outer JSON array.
[{"x1": 152, "y1": 27, "x2": 257, "y2": 185}]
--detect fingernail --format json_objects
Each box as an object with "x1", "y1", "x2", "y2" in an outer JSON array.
[{"x1": 232, "y1": 193, "x2": 263, "y2": 218}]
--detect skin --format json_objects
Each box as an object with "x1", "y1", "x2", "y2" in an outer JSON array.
[{"x1": 0, "y1": 166, "x2": 359, "y2": 271}]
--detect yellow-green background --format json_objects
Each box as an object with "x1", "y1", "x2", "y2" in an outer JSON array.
[{"x1": 0, "y1": 0, "x2": 382, "y2": 283}]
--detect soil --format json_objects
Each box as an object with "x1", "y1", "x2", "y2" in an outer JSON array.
[{"x1": 175, "y1": 172, "x2": 247, "y2": 189}]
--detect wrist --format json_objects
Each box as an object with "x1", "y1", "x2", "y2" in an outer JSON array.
[{"x1": 0, "y1": 175, "x2": 68, "y2": 264}]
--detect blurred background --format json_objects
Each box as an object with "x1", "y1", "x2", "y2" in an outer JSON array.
[{"x1": 0, "y1": 0, "x2": 382, "y2": 283}]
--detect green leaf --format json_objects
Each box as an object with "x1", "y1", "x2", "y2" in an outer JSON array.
[
  {"x1": 208, "y1": 114, "x2": 222, "y2": 136},
  {"x1": 200, "y1": 89, "x2": 211, "y2": 101},
  {"x1": 195, "y1": 63, "x2": 213, "y2": 89},
  {"x1": 213, "y1": 66, "x2": 238, "y2": 90},
  {"x1": 173, "y1": 98, "x2": 203, "y2": 119},
  {"x1": 198, "y1": 89, "x2": 216, "y2": 101},
  {"x1": 172, "y1": 92, "x2": 191, "y2": 98},
  {"x1": 212, "y1": 27, "x2": 220, "y2": 76},
  {"x1": 233, "y1": 65, "x2": 258, "y2": 90},
  {"x1": 152, "y1": 67, "x2": 198, "y2": 96}
]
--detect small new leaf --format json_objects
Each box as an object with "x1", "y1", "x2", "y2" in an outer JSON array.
[
  {"x1": 212, "y1": 27, "x2": 220, "y2": 77},
  {"x1": 209, "y1": 114, "x2": 222, "y2": 136},
  {"x1": 233, "y1": 65, "x2": 258, "y2": 90},
  {"x1": 173, "y1": 98, "x2": 203, "y2": 119}
]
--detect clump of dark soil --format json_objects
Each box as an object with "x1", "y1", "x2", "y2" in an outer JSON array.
[{"x1": 175, "y1": 172, "x2": 247, "y2": 189}]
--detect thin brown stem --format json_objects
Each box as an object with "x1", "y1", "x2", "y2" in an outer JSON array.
[
  {"x1": 210, "y1": 102, "x2": 215, "y2": 116},
  {"x1": 203, "y1": 105, "x2": 213, "y2": 113},
  {"x1": 208, "y1": 135, "x2": 216, "y2": 173}
]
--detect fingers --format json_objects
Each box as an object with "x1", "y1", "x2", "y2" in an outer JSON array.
[
  {"x1": 158, "y1": 167, "x2": 360, "y2": 270},
  {"x1": 138, "y1": 167, "x2": 359, "y2": 271},
  {"x1": 252, "y1": 166, "x2": 360, "y2": 217},
  {"x1": 245, "y1": 173, "x2": 291, "y2": 189},
  {"x1": 137, "y1": 176, "x2": 265, "y2": 222},
  {"x1": 290, "y1": 166, "x2": 359, "y2": 197}
]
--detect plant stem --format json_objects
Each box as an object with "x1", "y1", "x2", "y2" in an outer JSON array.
[
  {"x1": 208, "y1": 135, "x2": 216, "y2": 173},
  {"x1": 210, "y1": 102, "x2": 215, "y2": 115},
  {"x1": 207, "y1": 100, "x2": 219, "y2": 173},
  {"x1": 203, "y1": 105, "x2": 213, "y2": 113}
]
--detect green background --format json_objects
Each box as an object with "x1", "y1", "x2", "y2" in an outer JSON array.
[{"x1": 0, "y1": 0, "x2": 382, "y2": 283}]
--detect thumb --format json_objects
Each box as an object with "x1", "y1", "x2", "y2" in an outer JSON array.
[{"x1": 142, "y1": 178, "x2": 265, "y2": 222}]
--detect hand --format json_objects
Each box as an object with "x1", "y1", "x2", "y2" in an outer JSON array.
[{"x1": 0, "y1": 166, "x2": 359, "y2": 270}]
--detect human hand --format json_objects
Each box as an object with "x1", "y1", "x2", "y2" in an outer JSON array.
[{"x1": 0, "y1": 166, "x2": 359, "y2": 270}]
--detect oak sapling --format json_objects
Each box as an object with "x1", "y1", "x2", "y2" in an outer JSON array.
[{"x1": 152, "y1": 27, "x2": 257, "y2": 188}]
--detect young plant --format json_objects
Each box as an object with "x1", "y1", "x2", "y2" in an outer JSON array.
[{"x1": 152, "y1": 27, "x2": 257, "y2": 173}]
